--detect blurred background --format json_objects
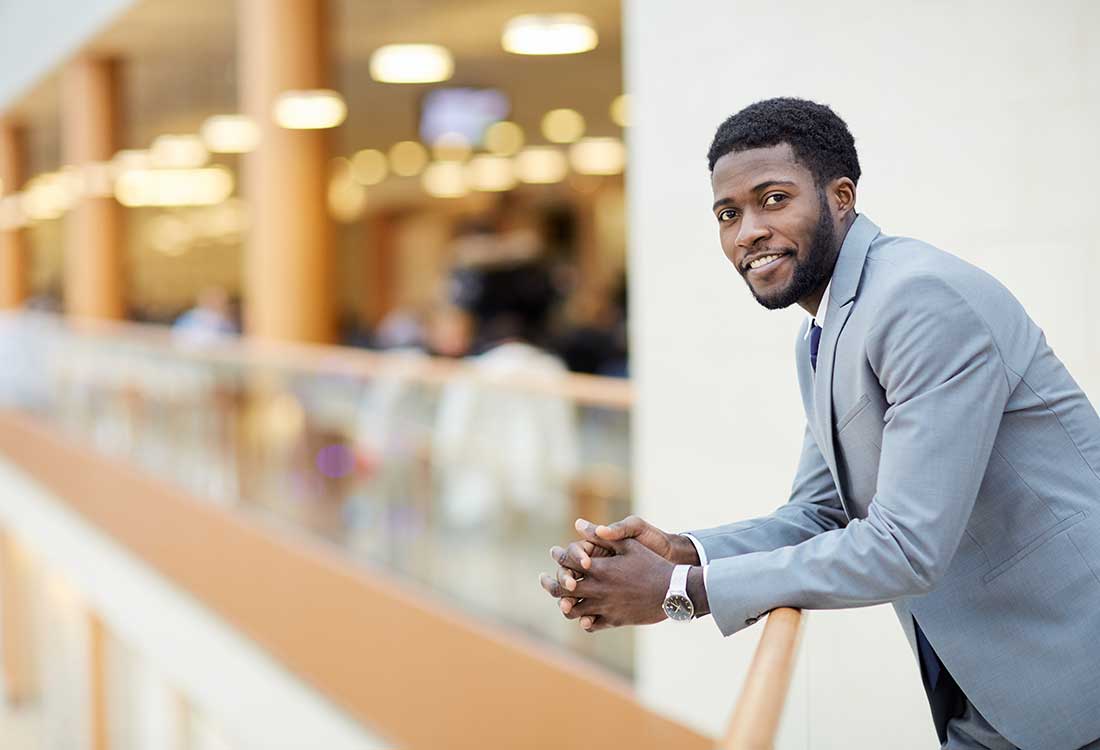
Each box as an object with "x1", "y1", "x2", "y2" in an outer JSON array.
[{"x1": 0, "y1": 1, "x2": 1095, "y2": 748}]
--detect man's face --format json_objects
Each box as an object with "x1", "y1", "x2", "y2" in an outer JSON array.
[{"x1": 710, "y1": 143, "x2": 839, "y2": 310}]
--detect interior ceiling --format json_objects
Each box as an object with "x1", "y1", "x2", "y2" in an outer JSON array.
[{"x1": 14, "y1": 0, "x2": 623, "y2": 173}]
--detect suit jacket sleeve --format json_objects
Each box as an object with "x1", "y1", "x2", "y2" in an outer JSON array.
[
  {"x1": 685, "y1": 422, "x2": 848, "y2": 560},
  {"x1": 705, "y1": 275, "x2": 1011, "y2": 636}
]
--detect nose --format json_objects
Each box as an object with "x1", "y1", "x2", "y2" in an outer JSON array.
[{"x1": 735, "y1": 213, "x2": 770, "y2": 251}]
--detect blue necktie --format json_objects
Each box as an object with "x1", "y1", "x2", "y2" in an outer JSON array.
[{"x1": 809, "y1": 323, "x2": 822, "y2": 371}]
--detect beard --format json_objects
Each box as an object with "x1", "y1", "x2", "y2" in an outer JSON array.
[{"x1": 744, "y1": 190, "x2": 839, "y2": 310}]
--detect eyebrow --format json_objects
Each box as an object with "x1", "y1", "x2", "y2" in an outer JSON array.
[{"x1": 711, "y1": 180, "x2": 798, "y2": 212}]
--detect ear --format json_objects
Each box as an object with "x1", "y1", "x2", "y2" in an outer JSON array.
[{"x1": 829, "y1": 177, "x2": 857, "y2": 219}]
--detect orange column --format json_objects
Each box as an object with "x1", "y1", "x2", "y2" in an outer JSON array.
[
  {"x1": 0, "y1": 120, "x2": 29, "y2": 309},
  {"x1": 61, "y1": 57, "x2": 125, "y2": 320},
  {"x1": 86, "y1": 612, "x2": 109, "y2": 750},
  {"x1": 0, "y1": 531, "x2": 37, "y2": 705},
  {"x1": 238, "y1": 0, "x2": 335, "y2": 343}
]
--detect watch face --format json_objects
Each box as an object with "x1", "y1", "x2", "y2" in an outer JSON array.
[{"x1": 663, "y1": 594, "x2": 694, "y2": 622}]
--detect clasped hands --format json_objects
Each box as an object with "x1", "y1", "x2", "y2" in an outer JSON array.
[{"x1": 539, "y1": 515, "x2": 704, "y2": 632}]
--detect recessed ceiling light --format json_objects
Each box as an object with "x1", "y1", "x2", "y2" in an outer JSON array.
[
  {"x1": 514, "y1": 147, "x2": 568, "y2": 184},
  {"x1": 370, "y1": 44, "x2": 454, "y2": 84},
  {"x1": 502, "y1": 14, "x2": 598, "y2": 55},
  {"x1": 201, "y1": 115, "x2": 261, "y2": 153},
  {"x1": 541, "y1": 109, "x2": 586, "y2": 144},
  {"x1": 569, "y1": 137, "x2": 625, "y2": 175},
  {"x1": 272, "y1": 90, "x2": 347, "y2": 130}
]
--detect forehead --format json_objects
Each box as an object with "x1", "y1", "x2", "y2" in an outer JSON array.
[{"x1": 710, "y1": 143, "x2": 813, "y2": 198}]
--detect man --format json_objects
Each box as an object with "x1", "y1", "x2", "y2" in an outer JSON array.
[{"x1": 540, "y1": 98, "x2": 1100, "y2": 749}]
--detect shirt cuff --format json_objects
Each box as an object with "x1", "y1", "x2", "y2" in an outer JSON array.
[
  {"x1": 681, "y1": 533, "x2": 710, "y2": 597},
  {"x1": 682, "y1": 533, "x2": 708, "y2": 566}
]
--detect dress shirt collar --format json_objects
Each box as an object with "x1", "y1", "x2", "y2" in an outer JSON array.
[{"x1": 803, "y1": 280, "x2": 832, "y2": 339}]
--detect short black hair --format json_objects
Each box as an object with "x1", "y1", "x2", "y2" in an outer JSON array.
[{"x1": 707, "y1": 97, "x2": 860, "y2": 187}]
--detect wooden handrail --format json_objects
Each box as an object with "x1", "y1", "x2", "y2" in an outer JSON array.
[
  {"x1": 6, "y1": 311, "x2": 633, "y2": 409},
  {"x1": 720, "y1": 608, "x2": 804, "y2": 750}
]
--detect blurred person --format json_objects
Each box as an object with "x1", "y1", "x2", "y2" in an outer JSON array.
[
  {"x1": 542, "y1": 98, "x2": 1100, "y2": 750},
  {"x1": 373, "y1": 305, "x2": 426, "y2": 351},
  {"x1": 553, "y1": 275, "x2": 628, "y2": 377},
  {"x1": 433, "y1": 256, "x2": 579, "y2": 531},
  {"x1": 172, "y1": 286, "x2": 237, "y2": 345},
  {"x1": 424, "y1": 303, "x2": 473, "y2": 359}
]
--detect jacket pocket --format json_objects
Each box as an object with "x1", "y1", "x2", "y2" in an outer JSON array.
[
  {"x1": 982, "y1": 511, "x2": 1089, "y2": 584},
  {"x1": 836, "y1": 393, "x2": 872, "y2": 433}
]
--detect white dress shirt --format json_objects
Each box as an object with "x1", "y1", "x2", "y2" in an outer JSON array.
[{"x1": 683, "y1": 279, "x2": 833, "y2": 599}]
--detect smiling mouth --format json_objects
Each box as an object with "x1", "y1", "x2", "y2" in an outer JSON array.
[{"x1": 744, "y1": 252, "x2": 792, "y2": 275}]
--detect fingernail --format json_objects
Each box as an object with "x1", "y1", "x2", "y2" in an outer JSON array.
[
  {"x1": 575, "y1": 518, "x2": 586, "y2": 532},
  {"x1": 581, "y1": 617, "x2": 592, "y2": 629},
  {"x1": 565, "y1": 578, "x2": 575, "y2": 591},
  {"x1": 582, "y1": 557, "x2": 591, "y2": 569},
  {"x1": 561, "y1": 600, "x2": 572, "y2": 614}
]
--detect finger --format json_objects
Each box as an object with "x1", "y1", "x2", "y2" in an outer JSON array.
[
  {"x1": 561, "y1": 597, "x2": 598, "y2": 620},
  {"x1": 550, "y1": 544, "x2": 589, "y2": 573},
  {"x1": 579, "y1": 614, "x2": 612, "y2": 632},
  {"x1": 595, "y1": 514, "x2": 644, "y2": 542},
  {"x1": 574, "y1": 519, "x2": 618, "y2": 555},
  {"x1": 540, "y1": 573, "x2": 575, "y2": 600},
  {"x1": 556, "y1": 566, "x2": 579, "y2": 593}
]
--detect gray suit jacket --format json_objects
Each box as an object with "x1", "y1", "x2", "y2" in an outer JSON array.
[{"x1": 689, "y1": 215, "x2": 1100, "y2": 750}]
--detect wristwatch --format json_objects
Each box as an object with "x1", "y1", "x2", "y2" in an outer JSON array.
[{"x1": 662, "y1": 564, "x2": 694, "y2": 622}]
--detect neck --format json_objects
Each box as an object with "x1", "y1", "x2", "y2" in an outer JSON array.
[{"x1": 797, "y1": 211, "x2": 857, "y2": 317}]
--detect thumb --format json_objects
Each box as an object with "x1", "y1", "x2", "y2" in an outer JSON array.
[{"x1": 595, "y1": 515, "x2": 646, "y2": 541}]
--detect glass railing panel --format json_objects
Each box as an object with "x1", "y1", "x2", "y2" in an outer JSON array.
[{"x1": 1, "y1": 313, "x2": 634, "y2": 677}]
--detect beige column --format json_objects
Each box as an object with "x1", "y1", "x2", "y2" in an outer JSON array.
[
  {"x1": 0, "y1": 121, "x2": 29, "y2": 309},
  {"x1": 61, "y1": 57, "x2": 125, "y2": 320},
  {"x1": 86, "y1": 612, "x2": 108, "y2": 750},
  {"x1": 238, "y1": 0, "x2": 336, "y2": 343},
  {"x1": 0, "y1": 531, "x2": 37, "y2": 705}
]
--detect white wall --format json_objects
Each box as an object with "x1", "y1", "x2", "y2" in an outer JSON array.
[
  {"x1": 625, "y1": 0, "x2": 1100, "y2": 747},
  {"x1": 0, "y1": 0, "x2": 136, "y2": 109}
]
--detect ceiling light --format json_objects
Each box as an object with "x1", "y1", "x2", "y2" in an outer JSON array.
[
  {"x1": 485, "y1": 121, "x2": 524, "y2": 155},
  {"x1": 388, "y1": 141, "x2": 429, "y2": 177},
  {"x1": 272, "y1": 89, "x2": 347, "y2": 130},
  {"x1": 200, "y1": 114, "x2": 261, "y2": 153},
  {"x1": 20, "y1": 174, "x2": 69, "y2": 221},
  {"x1": 465, "y1": 155, "x2": 516, "y2": 192},
  {"x1": 541, "y1": 109, "x2": 585, "y2": 144},
  {"x1": 422, "y1": 162, "x2": 468, "y2": 198},
  {"x1": 610, "y1": 94, "x2": 630, "y2": 128},
  {"x1": 502, "y1": 14, "x2": 598, "y2": 55},
  {"x1": 115, "y1": 166, "x2": 235, "y2": 207},
  {"x1": 569, "y1": 137, "x2": 625, "y2": 175},
  {"x1": 150, "y1": 134, "x2": 209, "y2": 169},
  {"x1": 370, "y1": 44, "x2": 454, "y2": 84},
  {"x1": 351, "y1": 149, "x2": 388, "y2": 185},
  {"x1": 113, "y1": 149, "x2": 152, "y2": 173},
  {"x1": 432, "y1": 132, "x2": 472, "y2": 162},
  {"x1": 514, "y1": 147, "x2": 568, "y2": 184}
]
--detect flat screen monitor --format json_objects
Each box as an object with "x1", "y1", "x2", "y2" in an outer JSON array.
[{"x1": 419, "y1": 87, "x2": 510, "y2": 147}]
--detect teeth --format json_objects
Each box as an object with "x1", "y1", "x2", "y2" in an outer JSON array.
[{"x1": 749, "y1": 254, "x2": 782, "y2": 270}]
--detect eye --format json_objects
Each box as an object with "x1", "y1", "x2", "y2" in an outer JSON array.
[
  {"x1": 763, "y1": 193, "x2": 788, "y2": 207},
  {"x1": 717, "y1": 208, "x2": 738, "y2": 222}
]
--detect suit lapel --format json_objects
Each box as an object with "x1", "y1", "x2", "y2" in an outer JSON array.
[{"x1": 810, "y1": 214, "x2": 880, "y2": 507}]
